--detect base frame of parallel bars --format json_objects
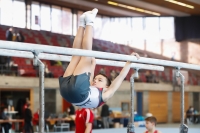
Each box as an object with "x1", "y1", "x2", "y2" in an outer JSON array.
[{"x1": 127, "y1": 68, "x2": 139, "y2": 133}]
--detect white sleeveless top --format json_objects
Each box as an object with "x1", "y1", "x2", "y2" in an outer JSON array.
[{"x1": 72, "y1": 86, "x2": 104, "y2": 108}]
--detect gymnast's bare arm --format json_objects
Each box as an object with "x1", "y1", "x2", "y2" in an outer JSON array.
[{"x1": 102, "y1": 52, "x2": 140, "y2": 102}]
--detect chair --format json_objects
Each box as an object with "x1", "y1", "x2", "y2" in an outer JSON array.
[
  {"x1": 54, "y1": 123, "x2": 70, "y2": 132},
  {"x1": 35, "y1": 124, "x2": 49, "y2": 132}
]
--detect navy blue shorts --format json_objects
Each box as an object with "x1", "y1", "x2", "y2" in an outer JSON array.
[{"x1": 59, "y1": 73, "x2": 90, "y2": 104}]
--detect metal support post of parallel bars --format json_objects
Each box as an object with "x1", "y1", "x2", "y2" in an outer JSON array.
[
  {"x1": 127, "y1": 68, "x2": 139, "y2": 133},
  {"x1": 176, "y1": 67, "x2": 188, "y2": 133},
  {"x1": 32, "y1": 50, "x2": 45, "y2": 133}
]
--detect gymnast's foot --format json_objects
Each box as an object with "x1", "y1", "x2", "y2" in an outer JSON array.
[
  {"x1": 79, "y1": 11, "x2": 92, "y2": 28},
  {"x1": 85, "y1": 8, "x2": 98, "y2": 27}
]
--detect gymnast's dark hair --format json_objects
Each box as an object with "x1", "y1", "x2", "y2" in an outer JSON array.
[
  {"x1": 96, "y1": 73, "x2": 111, "y2": 86},
  {"x1": 145, "y1": 116, "x2": 157, "y2": 126}
]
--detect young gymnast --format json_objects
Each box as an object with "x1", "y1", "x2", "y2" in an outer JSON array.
[
  {"x1": 59, "y1": 8, "x2": 140, "y2": 108},
  {"x1": 144, "y1": 116, "x2": 162, "y2": 133}
]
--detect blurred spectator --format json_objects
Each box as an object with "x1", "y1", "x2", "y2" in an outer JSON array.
[
  {"x1": 99, "y1": 68, "x2": 106, "y2": 75},
  {"x1": 151, "y1": 71, "x2": 159, "y2": 83},
  {"x1": 33, "y1": 109, "x2": 39, "y2": 126},
  {"x1": 101, "y1": 104, "x2": 110, "y2": 128},
  {"x1": 110, "y1": 70, "x2": 117, "y2": 81},
  {"x1": 8, "y1": 60, "x2": 18, "y2": 76},
  {"x1": 145, "y1": 71, "x2": 154, "y2": 83},
  {"x1": 16, "y1": 98, "x2": 28, "y2": 119},
  {"x1": 67, "y1": 104, "x2": 75, "y2": 130},
  {"x1": 44, "y1": 63, "x2": 53, "y2": 78},
  {"x1": 22, "y1": 98, "x2": 30, "y2": 118},
  {"x1": 55, "y1": 61, "x2": 62, "y2": 66},
  {"x1": 1, "y1": 108, "x2": 12, "y2": 133},
  {"x1": 171, "y1": 52, "x2": 176, "y2": 61},
  {"x1": 186, "y1": 106, "x2": 194, "y2": 123},
  {"x1": 193, "y1": 108, "x2": 199, "y2": 123},
  {"x1": 68, "y1": 104, "x2": 75, "y2": 116},
  {"x1": 50, "y1": 60, "x2": 62, "y2": 66},
  {"x1": 154, "y1": 77, "x2": 159, "y2": 83},
  {"x1": 116, "y1": 70, "x2": 120, "y2": 77},
  {"x1": 24, "y1": 103, "x2": 34, "y2": 133},
  {"x1": 5, "y1": 27, "x2": 13, "y2": 41},
  {"x1": 145, "y1": 71, "x2": 150, "y2": 82},
  {"x1": 32, "y1": 108, "x2": 50, "y2": 131},
  {"x1": 16, "y1": 31, "x2": 25, "y2": 42},
  {"x1": 75, "y1": 108, "x2": 94, "y2": 133},
  {"x1": 12, "y1": 32, "x2": 17, "y2": 41}
]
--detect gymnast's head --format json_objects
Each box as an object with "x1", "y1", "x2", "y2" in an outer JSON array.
[
  {"x1": 145, "y1": 116, "x2": 157, "y2": 130},
  {"x1": 92, "y1": 73, "x2": 111, "y2": 89}
]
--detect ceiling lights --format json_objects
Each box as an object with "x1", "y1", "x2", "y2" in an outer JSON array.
[
  {"x1": 165, "y1": 0, "x2": 194, "y2": 9},
  {"x1": 107, "y1": 1, "x2": 160, "y2": 16}
]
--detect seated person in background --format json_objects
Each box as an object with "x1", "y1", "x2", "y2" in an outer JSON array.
[
  {"x1": 8, "y1": 60, "x2": 19, "y2": 76},
  {"x1": 44, "y1": 63, "x2": 54, "y2": 78},
  {"x1": 193, "y1": 108, "x2": 199, "y2": 123},
  {"x1": 144, "y1": 116, "x2": 162, "y2": 133},
  {"x1": 68, "y1": 104, "x2": 75, "y2": 116},
  {"x1": 99, "y1": 68, "x2": 106, "y2": 75},
  {"x1": 186, "y1": 106, "x2": 194, "y2": 123},
  {"x1": 16, "y1": 31, "x2": 25, "y2": 42},
  {"x1": 110, "y1": 70, "x2": 117, "y2": 81},
  {"x1": 1, "y1": 108, "x2": 12, "y2": 133}
]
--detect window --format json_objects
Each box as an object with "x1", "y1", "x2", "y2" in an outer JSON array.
[
  {"x1": 51, "y1": 6, "x2": 62, "y2": 33},
  {"x1": 72, "y1": 12, "x2": 77, "y2": 36},
  {"x1": 100, "y1": 17, "x2": 111, "y2": 41},
  {"x1": 13, "y1": 0, "x2": 25, "y2": 28},
  {"x1": 145, "y1": 17, "x2": 161, "y2": 54},
  {"x1": 125, "y1": 18, "x2": 133, "y2": 45},
  {"x1": 26, "y1": 4, "x2": 31, "y2": 29},
  {"x1": 130, "y1": 17, "x2": 145, "y2": 50},
  {"x1": 110, "y1": 17, "x2": 121, "y2": 43},
  {"x1": 162, "y1": 40, "x2": 180, "y2": 60},
  {"x1": 62, "y1": 8, "x2": 72, "y2": 35},
  {"x1": 41, "y1": 4, "x2": 51, "y2": 31},
  {"x1": 31, "y1": 2, "x2": 40, "y2": 30},
  {"x1": 160, "y1": 17, "x2": 174, "y2": 40},
  {"x1": 94, "y1": 15, "x2": 102, "y2": 39},
  {"x1": 77, "y1": 11, "x2": 83, "y2": 24},
  {"x1": 119, "y1": 18, "x2": 132, "y2": 45},
  {"x1": 0, "y1": 0, "x2": 13, "y2": 26},
  {"x1": 144, "y1": 17, "x2": 160, "y2": 41},
  {"x1": 0, "y1": 0, "x2": 2, "y2": 23}
]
